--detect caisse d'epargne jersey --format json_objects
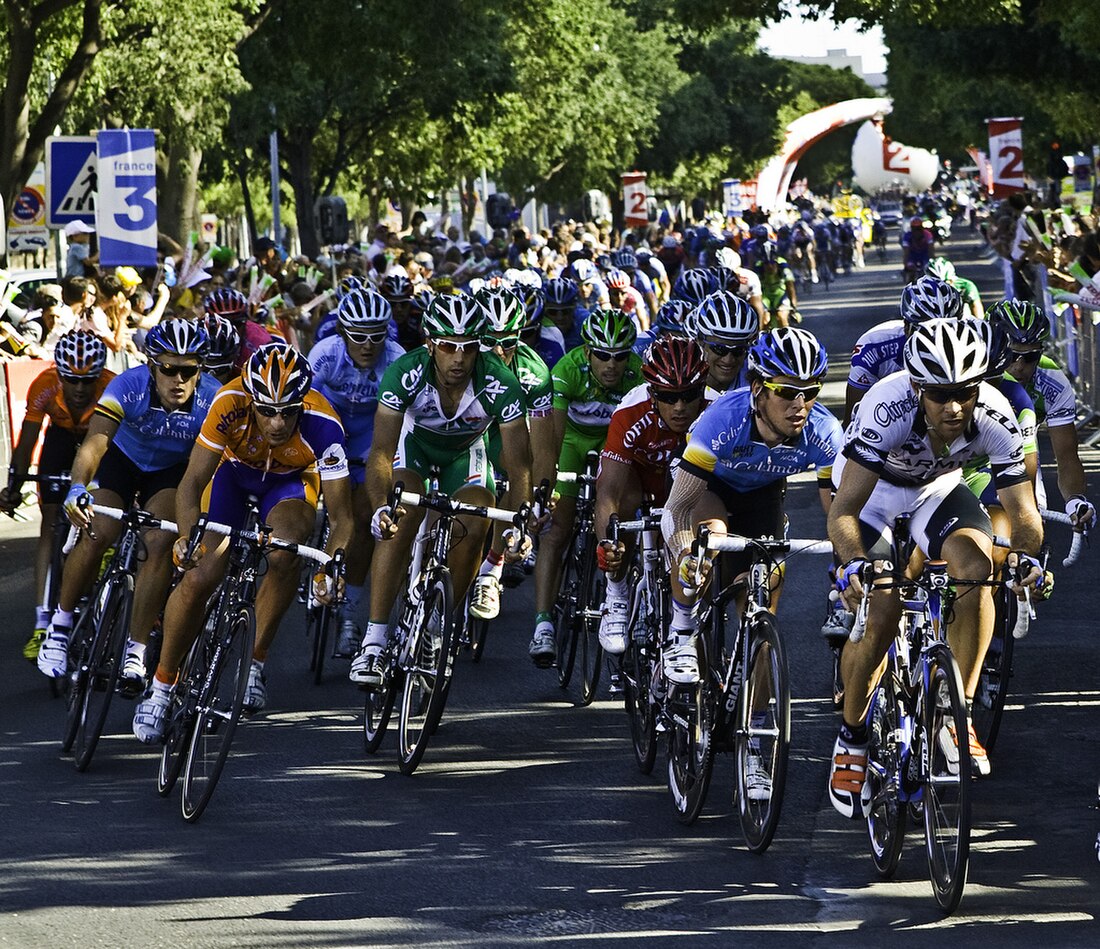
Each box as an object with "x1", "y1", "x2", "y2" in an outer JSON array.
[
  {"x1": 378, "y1": 347, "x2": 526, "y2": 453},
  {"x1": 843, "y1": 371, "x2": 1028, "y2": 489},
  {"x1": 681, "y1": 386, "x2": 842, "y2": 492},
  {"x1": 848, "y1": 319, "x2": 905, "y2": 391}
]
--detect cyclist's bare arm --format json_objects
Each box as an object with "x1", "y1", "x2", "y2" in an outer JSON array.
[
  {"x1": 995, "y1": 480, "x2": 1043, "y2": 556},
  {"x1": 498, "y1": 417, "x2": 533, "y2": 515},
  {"x1": 594, "y1": 455, "x2": 633, "y2": 537},
  {"x1": 529, "y1": 413, "x2": 556, "y2": 495},
  {"x1": 69, "y1": 414, "x2": 119, "y2": 489},
  {"x1": 318, "y1": 474, "x2": 355, "y2": 555},
  {"x1": 364, "y1": 405, "x2": 404, "y2": 513},
  {"x1": 842, "y1": 383, "x2": 865, "y2": 428},
  {"x1": 827, "y1": 460, "x2": 878, "y2": 609},
  {"x1": 749, "y1": 293, "x2": 765, "y2": 322},
  {"x1": 0, "y1": 419, "x2": 44, "y2": 508},
  {"x1": 550, "y1": 406, "x2": 567, "y2": 460},
  {"x1": 174, "y1": 444, "x2": 222, "y2": 543},
  {"x1": 1048, "y1": 423, "x2": 1088, "y2": 503}
]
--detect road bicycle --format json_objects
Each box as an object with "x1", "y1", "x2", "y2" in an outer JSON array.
[
  {"x1": 60, "y1": 503, "x2": 176, "y2": 772},
  {"x1": 851, "y1": 514, "x2": 1011, "y2": 914},
  {"x1": 667, "y1": 526, "x2": 830, "y2": 853},
  {"x1": 552, "y1": 451, "x2": 603, "y2": 704},
  {"x1": 362, "y1": 482, "x2": 529, "y2": 774},
  {"x1": 158, "y1": 505, "x2": 337, "y2": 821}
]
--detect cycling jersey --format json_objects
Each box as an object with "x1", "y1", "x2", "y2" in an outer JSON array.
[
  {"x1": 600, "y1": 383, "x2": 691, "y2": 501},
  {"x1": 508, "y1": 343, "x2": 553, "y2": 418},
  {"x1": 731, "y1": 267, "x2": 762, "y2": 301},
  {"x1": 848, "y1": 319, "x2": 905, "y2": 391},
  {"x1": 963, "y1": 376, "x2": 1037, "y2": 504},
  {"x1": 25, "y1": 366, "x2": 114, "y2": 433},
  {"x1": 234, "y1": 321, "x2": 274, "y2": 372},
  {"x1": 843, "y1": 371, "x2": 1027, "y2": 489},
  {"x1": 1018, "y1": 356, "x2": 1075, "y2": 428},
  {"x1": 378, "y1": 346, "x2": 525, "y2": 454},
  {"x1": 95, "y1": 366, "x2": 220, "y2": 472},
  {"x1": 308, "y1": 334, "x2": 406, "y2": 462},
  {"x1": 551, "y1": 345, "x2": 644, "y2": 435},
  {"x1": 950, "y1": 276, "x2": 982, "y2": 308},
  {"x1": 681, "y1": 386, "x2": 842, "y2": 492},
  {"x1": 901, "y1": 228, "x2": 934, "y2": 266},
  {"x1": 534, "y1": 322, "x2": 566, "y2": 369},
  {"x1": 756, "y1": 262, "x2": 795, "y2": 311}
]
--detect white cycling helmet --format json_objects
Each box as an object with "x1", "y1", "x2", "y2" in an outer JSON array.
[
  {"x1": 904, "y1": 317, "x2": 989, "y2": 386},
  {"x1": 691, "y1": 290, "x2": 760, "y2": 344}
]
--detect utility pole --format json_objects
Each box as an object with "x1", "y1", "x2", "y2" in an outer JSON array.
[{"x1": 270, "y1": 105, "x2": 280, "y2": 248}]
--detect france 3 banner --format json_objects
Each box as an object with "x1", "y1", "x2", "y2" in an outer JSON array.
[
  {"x1": 986, "y1": 117, "x2": 1025, "y2": 197},
  {"x1": 96, "y1": 129, "x2": 157, "y2": 266}
]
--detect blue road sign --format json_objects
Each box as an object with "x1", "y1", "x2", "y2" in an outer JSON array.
[{"x1": 46, "y1": 136, "x2": 97, "y2": 228}]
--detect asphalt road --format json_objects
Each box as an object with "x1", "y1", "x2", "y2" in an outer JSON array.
[{"x1": 2, "y1": 230, "x2": 1098, "y2": 947}]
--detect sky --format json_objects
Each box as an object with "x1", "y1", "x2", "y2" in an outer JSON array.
[{"x1": 758, "y1": 6, "x2": 888, "y2": 74}]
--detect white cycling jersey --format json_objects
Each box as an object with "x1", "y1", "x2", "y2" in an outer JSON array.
[
  {"x1": 842, "y1": 371, "x2": 1028, "y2": 489},
  {"x1": 847, "y1": 319, "x2": 905, "y2": 390},
  {"x1": 732, "y1": 267, "x2": 762, "y2": 300}
]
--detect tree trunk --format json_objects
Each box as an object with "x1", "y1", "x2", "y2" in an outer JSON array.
[
  {"x1": 283, "y1": 131, "x2": 318, "y2": 258},
  {"x1": 236, "y1": 155, "x2": 257, "y2": 248},
  {"x1": 159, "y1": 130, "x2": 201, "y2": 248}
]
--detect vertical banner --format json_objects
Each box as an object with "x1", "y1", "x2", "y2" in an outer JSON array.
[
  {"x1": 986, "y1": 117, "x2": 1025, "y2": 197},
  {"x1": 96, "y1": 129, "x2": 157, "y2": 266},
  {"x1": 740, "y1": 179, "x2": 758, "y2": 211},
  {"x1": 722, "y1": 178, "x2": 742, "y2": 216},
  {"x1": 622, "y1": 172, "x2": 648, "y2": 227},
  {"x1": 1073, "y1": 153, "x2": 1092, "y2": 193}
]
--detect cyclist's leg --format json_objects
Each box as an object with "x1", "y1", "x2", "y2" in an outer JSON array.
[
  {"x1": 774, "y1": 299, "x2": 791, "y2": 330},
  {"x1": 345, "y1": 467, "x2": 374, "y2": 607},
  {"x1": 129, "y1": 482, "x2": 184, "y2": 649},
  {"x1": 33, "y1": 425, "x2": 76, "y2": 616}
]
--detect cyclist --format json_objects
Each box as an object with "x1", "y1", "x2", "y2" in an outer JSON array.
[
  {"x1": 661, "y1": 327, "x2": 840, "y2": 687},
  {"x1": 594, "y1": 335, "x2": 709, "y2": 653},
  {"x1": 827, "y1": 319, "x2": 1044, "y2": 816},
  {"x1": 988, "y1": 299, "x2": 1096, "y2": 531},
  {"x1": 133, "y1": 342, "x2": 353, "y2": 740},
  {"x1": 380, "y1": 272, "x2": 423, "y2": 351},
  {"x1": 689, "y1": 291, "x2": 761, "y2": 398},
  {"x1": 927, "y1": 256, "x2": 984, "y2": 318},
  {"x1": 529, "y1": 308, "x2": 643, "y2": 666},
  {"x1": 633, "y1": 299, "x2": 693, "y2": 355},
  {"x1": 309, "y1": 287, "x2": 407, "y2": 655},
  {"x1": 614, "y1": 249, "x2": 660, "y2": 319},
  {"x1": 204, "y1": 287, "x2": 272, "y2": 371},
  {"x1": 901, "y1": 216, "x2": 934, "y2": 283},
  {"x1": 200, "y1": 314, "x2": 242, "y2": 386},
  {"x1": 518, "y1": 283, "x2": 566, "y2": 369},
  {"x1": 470, "y1": 287, "x2": 554, "y2": 619},
  {"x1": 843, "y1": 275, "x2": 964, "y2": 425},
  {"x1": 605, "y1": 269, "x2": 649, "y2": 331},
  {"x1": 349, "y1": 294, "x2": 531, "y2": 689},
  {"x1": 712, "y1": 248, "x2": 765, "y2": 323},
  {"x1": 0, "y1": 332, "x2": 113, "y2": 659},
  {"x1": 38, "y1": 319, "x2": 218, "y2": 694},
  {"x1": 754, "y1": 242, "x2": 798, "y2": 329},
  {"x1": 542, "y1": 276, "x2": 586, "y2": 352}
]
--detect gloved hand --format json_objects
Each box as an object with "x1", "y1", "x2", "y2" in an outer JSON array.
[
  {"x1": 63, "y1": 483, "x2": 93, "y2": 529},
  {"x1": 172, "y1": 535, "x2": 206, "y2": 570},
  {"x1": 371, "y1": 504, "x2": 400, "y2": 541},
  {"x1": 1065, "y1": 495, "x2": 1096, "y2": 531}
]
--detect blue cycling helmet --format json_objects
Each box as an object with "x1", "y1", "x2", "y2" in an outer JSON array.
[
  {"x1": 748, "y1": 327, "x2": 828, "y2": 381},
  {"x1": 544, "y1": 276, "x2": 579, "y2": 308},
  {"x1": 672, "y1": 268, "x2": 718, "y2": 305},
  {"x1": 653, "y1": 299, "x2": 694, "y2": 334},
  {"x1": 145, "y1": 317, "x2": 208, "y2": 359}
]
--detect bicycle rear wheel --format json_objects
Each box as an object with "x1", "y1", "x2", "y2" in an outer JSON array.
[
  {"x1": 623, "y1": 579, "x2": 658, "y2": 775},
  {"x1": 363, "y1": 668, "x2": 400, "y2": 755},
  {"x1": 578, "y1": 536, "x2": 604, "y2": 706},
  {"x1": 309, "y1": 602, "x2": 334, "y2": 685},
  {"x1": 866, "y1": 673, "x2": 907, "y2": 877},
  {"x1": 468, "y1": 615, "x2": 489, "y2": 663},
  {"x1": 60, "y1": 609, "x2": 96, "y2": 753},
  {"x1": 180, "y1": 606, "x2": 256, "y2": 822},
  {"x1": 73, "y1": 576, "x2": 132, "y2": 772},
  {"x1": 923, "y1": 643, "x2": 971, "y2": 914},
  {"x1": 158, "y1": 634, "x2": 204, "y2": 797},
  {"x1": 734, "y1": 613, "x2": 790, "y2": 853},
  {"x1": 666, "y1": 677, "x2": 715, "y2": 824},
  {"x1": 397, "y1": 571, "x2": 454, "y2": 775},
  {"x1": 971, "y1": 581, "x2": 1014, "y2": 753},
  {"x1": 554, "y1": 538, "x2": 582, "y2": 689}
]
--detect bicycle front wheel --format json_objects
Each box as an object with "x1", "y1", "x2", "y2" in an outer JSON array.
[
  {"x1": 397, "y1": 571, "x2": 454, "y2": 775},
  {"x1": 734, "y1": 613, "x2": 791, "y2": 853},
  {"x1": 971, "y1": 582, "x2": 1015, "y2": 754},
  {"x1": 61, "y1": 610, "x2": 96, "y2": 753},
  {"x1": 554, "y1": 539, "x2": 582, "y2": 689},
  {"x1": 923, "y1": 643, "x2": 972, "y2": 914},
  {"x1": 363, "y1": 669, "x2": 400, "y2": 755},
  {"x1": 578, "y1": 536, "x2": 604, "y2": 706},
  {"x1": 73, "y1": 576, "x2": 133, "y2": 772},
  {"x1": 623, "y1": 584, "x2": 659, "y2": 774},
  {"x1": 666, "y1": 676, "x2": 715, "y2": 825},
  {"x1": 158, "y1": 634, "x2": 204, "y2": 797},
  {"x1": 180, "y1": 606, "x2": 256, "y2": 822},
  {"x1": 866, "y1": 673, "x2": 907, "y2": 877},
  {"x1": 309, "y1": 601, "x2": 334, "y2": 685}
]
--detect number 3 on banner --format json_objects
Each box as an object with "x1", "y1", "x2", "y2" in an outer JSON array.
[{"x1": 114, "y1": 175, "x2": 156, "y2": 231}]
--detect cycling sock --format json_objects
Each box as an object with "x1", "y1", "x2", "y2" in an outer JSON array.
[
  {"x1": 251, "y1": 658, "x2": 265, "y2": 672},
  {"x1": 35, "y1": 606, "x2": 51, "y2": 627},
  {"x1": 153, "y1": 670, "x2": 174, "y2": 688},
  {"x1": 670, "y1": 599, "x2": 697, "y2": 633},
  {"x1": 478, "y1": 550, "x2": 504, "y2": 579},
  {"x1": 364, "y1": 621, "x2": 389, "y2": 648},
  {"x1": 343, "y1": 584, "x2": 363, "y2": 614},
  {"x1": 50, "y1": 607, "x2": 74, "y2": 629},
  {"x1": 126, "y1": 639, "x2": 146, "y2": 661},
  {"x1": 605, "y1": 576, "x2": 628, "y2": 600},
  {"x1": 535, "y1": 611, "x2": 552, "y2": 625},
  {"x1": 839, "y1": 720, "x2": 868, "y2": 746}
]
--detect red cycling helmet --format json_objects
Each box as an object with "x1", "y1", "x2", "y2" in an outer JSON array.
[{"x1": 641, "y1": 334, "x2": 708, "y2": 391}]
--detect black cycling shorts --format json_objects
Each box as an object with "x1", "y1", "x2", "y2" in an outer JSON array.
[
  {"x1": 94, "y1": 441, "x2": 188, "y2": 508},
  {"x1": 37, "y1": 426, "x2": 79, "y2": 504},
  {"x1": 708, "y1": 477, "x2": 786, "y2": 577}
]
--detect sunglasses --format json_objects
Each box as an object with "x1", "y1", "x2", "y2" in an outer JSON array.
[
  {"x1": 761, "y1": 381, "x2": 822, "y2": 401},
  {"x1": 254, "y1": 403, "x2": 303, "y2": 419},
  {"x1": 60, "y1": 375, "x2": 98, "y2": 386},
  {"x1": 484, "y1": 334, "x2": 520, "y2": 350},
  {"x1": 591, "y1": 349, "x2": 631, "y2": 363},
  {"x1": 153, "y1": 362, "x2": 200, "y2": 380},
  {"x1": 344, "y1": 329, "x2": 389, "y2": 344},
  {"x1": 705, "y1": 342, "x2": 749, "y2": 358},
  {"x1": 653, "y1": 388, "x2": 703, "y2": 405},
  {"x1": 1008, "y1": 349, "x2": 1042, "y2": 364},
  {"x1": 921, "y1": 384, "x2": 979, "y2": 405},
  {"x1": 432, "y1": 339, "x2": 480, "y2": 354}
]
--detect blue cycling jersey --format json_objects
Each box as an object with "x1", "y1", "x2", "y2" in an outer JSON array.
[
  {"x1": 95, "y1": 365, "x2": 220, "y2": 472},
  {"x1": 682, "y1": 387, "x2": 843, "y2": 492},
  {"x1": 308, "y1": 333, "x2": 406, "y2": 460}
]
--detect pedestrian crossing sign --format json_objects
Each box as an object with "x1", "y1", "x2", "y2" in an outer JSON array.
[{"x1": 46, "y1": 135, "x2": 97, "y2": 228}]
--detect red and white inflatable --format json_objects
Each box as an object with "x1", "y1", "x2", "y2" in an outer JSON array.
[{"x1": 850, "y1": 117, "x2": 939, "y2": 194}]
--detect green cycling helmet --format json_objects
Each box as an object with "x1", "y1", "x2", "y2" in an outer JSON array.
[
  {"x1": 926, "y1": 257, "x2": 956, "y2": 282},
  {"x1": 423, "y1": 292, "x2": 485, "y2": 339},
  {"x1": 476, "y1": 287, "x2": 525, "y2": 335},
  {"x1": 987, "y1": 298, "x2": 1050, "y2": 346},
  {"x1": 581, "y1": 306, "x2": 637, "y2": 352}
]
